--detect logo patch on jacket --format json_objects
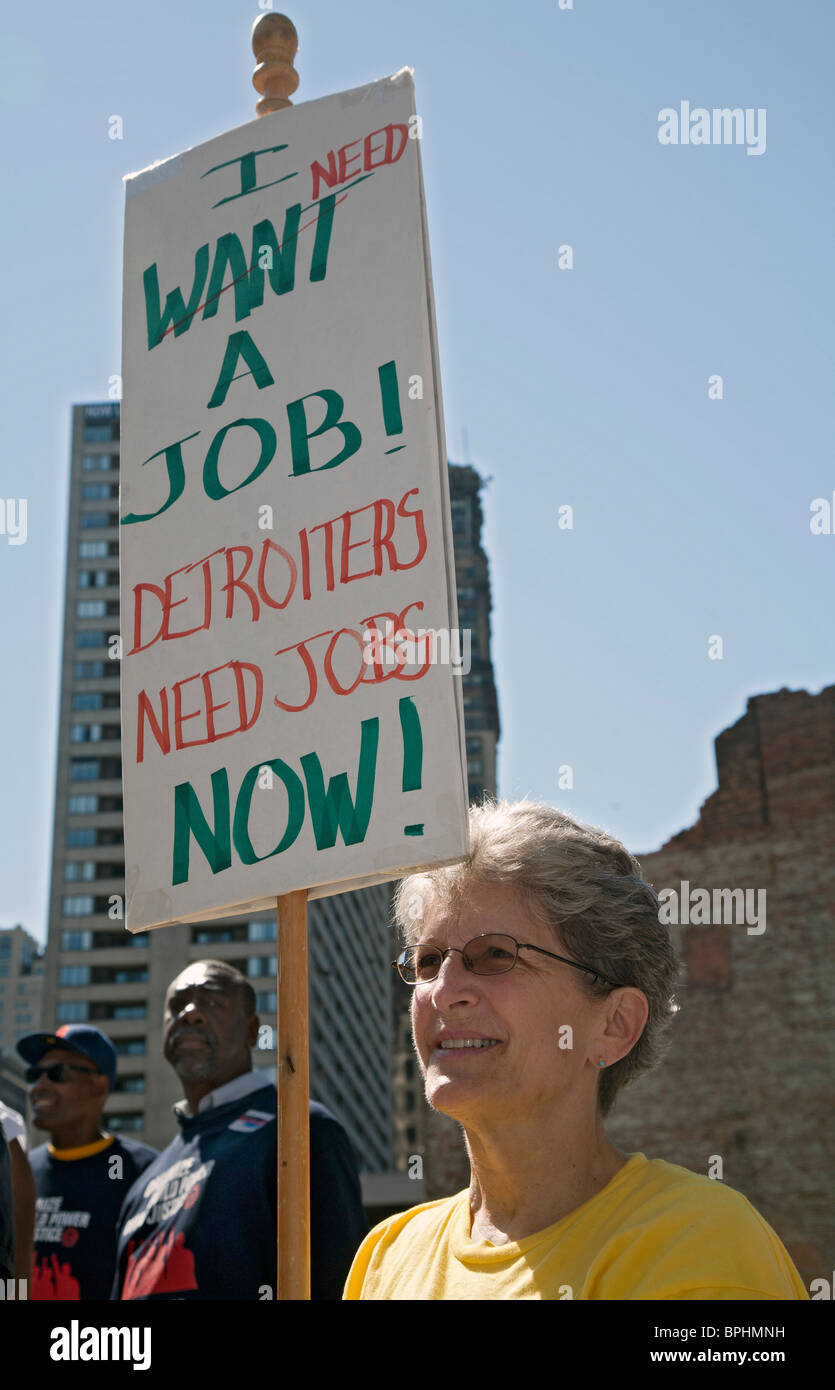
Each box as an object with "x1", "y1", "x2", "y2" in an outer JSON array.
[{"x1": 228, "y1": 1110, "x2": 274, "y2": 1134}]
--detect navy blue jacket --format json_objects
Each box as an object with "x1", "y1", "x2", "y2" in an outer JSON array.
[{"x1": 113, "y1": 1088, "x2": 367, "y2": 1300}]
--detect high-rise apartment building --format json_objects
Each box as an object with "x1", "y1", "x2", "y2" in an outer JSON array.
[
  {"x1": 391, "y1": 462, "x2": 501, "y2": 1176},
  {"x1": 41, "y1": 403, "x2": 393, "y2": 1170},
  {"x1": 0, "y1": 925, "x2": 44, "y2": 1057}
]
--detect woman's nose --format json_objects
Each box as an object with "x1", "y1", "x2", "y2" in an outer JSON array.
[{"x1": 431, "y1": 949, "x2": 479, "y2": 995}]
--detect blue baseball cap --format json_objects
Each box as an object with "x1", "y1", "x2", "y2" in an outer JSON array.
[{"x1": 16, "y1": 1025, "x2": 117, "y2": 1090}]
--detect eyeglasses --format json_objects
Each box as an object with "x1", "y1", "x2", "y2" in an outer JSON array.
[
  {"x1": 26, "y1": 1063, "x2": 100, "y2": 1085},
  {"x1": 393, "y1": 933, "x2": 621, "y2": 988}
]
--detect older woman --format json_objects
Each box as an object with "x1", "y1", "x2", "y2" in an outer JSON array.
[{"x1": 345, "y1": 800, "x2": 807, "y2": 1300}]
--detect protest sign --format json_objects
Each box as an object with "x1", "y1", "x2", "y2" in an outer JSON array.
[{"x1": 120, "y1": 69, "x2": 469, "y2": 932}]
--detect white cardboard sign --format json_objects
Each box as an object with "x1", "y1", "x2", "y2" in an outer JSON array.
[{"x1": 120, "y1": 71, "x2": 469, "y2": 931}]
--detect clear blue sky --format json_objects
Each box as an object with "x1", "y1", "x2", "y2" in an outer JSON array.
[{"x1": 1, "y1": 0, "x2": 832, "y2": 945}]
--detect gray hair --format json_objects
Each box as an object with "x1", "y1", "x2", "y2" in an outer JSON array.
[{"x1": 393, "y1": 799, "x2": 680, "y2": 1116}]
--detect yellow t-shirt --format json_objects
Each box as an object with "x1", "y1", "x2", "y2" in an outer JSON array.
[{"x1": 344, "y1": 1153, "x2": 808, "y2": 1300}]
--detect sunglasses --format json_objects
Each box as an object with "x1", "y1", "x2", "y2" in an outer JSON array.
[{"x1": 26, "y1": 1063, "x2": 100, "y2": 1085}]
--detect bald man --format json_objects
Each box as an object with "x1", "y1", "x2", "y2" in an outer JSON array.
[{"x1": 113, "y1": 959, "x2": 367, "y2": 1300}]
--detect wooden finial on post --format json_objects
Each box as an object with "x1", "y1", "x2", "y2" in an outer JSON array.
[{"x1": 252, "y1": 12, "x2": 299, "y2": 117}]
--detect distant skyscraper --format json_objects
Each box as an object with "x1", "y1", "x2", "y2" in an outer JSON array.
[
  {"x1": 41, "y1": 403, "x2": 393, "y2": 1170},
  {"x1": 391, "y1": 462, "x2": 501, "y2": 1177},
  {"x1": 0, "y1": 925, "x2": 43, "y2": 1058}
]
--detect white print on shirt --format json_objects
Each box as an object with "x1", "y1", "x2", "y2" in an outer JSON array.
[
  {"x1": 121, "y1": 1157, "x2": 216, "y2": 1238},
  {"x1": 34, "y1": 1196, "x2": 92, "y2": 1243}
]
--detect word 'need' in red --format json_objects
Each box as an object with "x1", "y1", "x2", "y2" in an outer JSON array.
[{"x1": 310, "y1": 123, "x2": 409, "y2": 200}]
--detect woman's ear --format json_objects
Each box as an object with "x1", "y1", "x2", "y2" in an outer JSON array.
[{"x1": 602, "y1": 987, "x2": 649, "y2": 1064}]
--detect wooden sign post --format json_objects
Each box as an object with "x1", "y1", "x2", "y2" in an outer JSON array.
[
  {"x1": 275, "y1": 885, "x2": 309, "y2": 1299},
  {"x1": 250, "y1": 14, "x2": 311, "y2": 1302}
]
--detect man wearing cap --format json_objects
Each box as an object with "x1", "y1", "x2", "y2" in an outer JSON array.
[
  {"x1": 17, "y1": 1024, "x2": 157, "y2": 1300},
  {"x1": 113, "y1": 959, "x2": 367, "y2": 1301}
]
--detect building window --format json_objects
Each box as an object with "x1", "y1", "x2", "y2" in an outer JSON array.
[
  {"x1": 247, "y1": 956, "x2": 276, "y2": 978},
  {"x1": 255, "y1": 991, "x2": 277, "y2": 1013},
  {"x1": 74, "y1": 661, "x2": 106, "y2": 679},
  {"x1": 97, "y1": 827, "x2": 123, "y2": 845},
  {"x1": 59, "y1": 965, "x2": 91, "y2": 987},
  {"x1": 81, "y1": 483, "x2": 115, "y2": 500},
  {"x1": 108, "y1": 1115, "x2": 144, "y2": 1133},
  {"x1": 467, "y1": 757, "x2": 483, "y2": 776},
  {"x1": 66, "y1": 828, "x2": 96, "y2": 848},
  {"x1": 193, "y1": 927, "x2": 233, "y2": 944},
  {"x1": 77, "y1": 600, "x2": 107, "y2": 618},
  {"x1": 61, "y1": 930, "x2": 93, "y2": 951},
  {"x1": 451, "y1": 501, "x2": 470, "y2": 541},
  {"x1": 76, "y1": 631, "x2": 107, "y2": 648},
  {"x1": 112, "y1": 1004, "x2": 147, "y2": 1019},
  {"x1": 248, "y1": 918, "x2": 277, "y2": 942},
  {"x1": 79, "y1": 540, "x2": 109, "y2": 558},
  {"x1": 69, "y1": 760, "x2": 99, "y2": 781},
  {"x1": 70, "y1": 724, "x2": 103, "y2": 743},
  {"x1": 77, "y1": 570, "x2": 116, "y2": 590},
  {"x1": 82, "y1": 455, "x2": 116, "y2": 473},
  {"x1": 111, "y1": 968, "x2": 147, "y2": 984},
  {"x1": 80, "y1": 512, "x2": 114, "y2": 528},
  {"x1": 68, "y1": 795, "x2": 98, "y2": 813},
  {"x1": 57, "y1": 1001, "x2": 89, "y2": 1023},
  {"x1": 62, "y1": 895, "x2": 95, "y2": 916},
  {"x1": 72, "y1": 693, "x2": 103, "y2": 712},
  {"x1": 114, "y1": 1038, "x2": 146, "y2": 1056},
  {"x1": 113, "y1": 1075, "x2": 146, "y2": 1093},
  {"x1": 64, "y1": 861, "x2": 97, "y2": 882}
]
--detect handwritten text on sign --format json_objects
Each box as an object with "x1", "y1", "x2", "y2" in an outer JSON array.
[{"x1": 120, "y1": 73, "x2": 468, "y2": 929}]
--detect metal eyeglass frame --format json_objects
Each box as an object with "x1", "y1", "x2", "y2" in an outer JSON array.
[{"x1": 392, "y1": 932, "x2": 621, "y2": 989}]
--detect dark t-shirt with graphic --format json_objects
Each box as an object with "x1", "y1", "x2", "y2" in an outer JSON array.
[
  {"x1": 29, "y1": 1134, "x2": 157, "y2": 1300},
  {"x1": 113, "y1": 1088, "x2": 367, "y2": 1300}
]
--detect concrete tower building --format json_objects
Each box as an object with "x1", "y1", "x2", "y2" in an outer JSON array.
[
  {"x1": 40, "y1": 403, "x2": 393, "y2": 1173},
  {"x1": 390, "y1": 462, "x2": 501, "y2": 1183},
  {"x1": 0, "y1": 926, "x2": 43, "y2": 1055}
]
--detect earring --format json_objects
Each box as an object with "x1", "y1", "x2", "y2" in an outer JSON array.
[{"x1": 598, "y1": 1059, "x2": 605, "y2": 1067}]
